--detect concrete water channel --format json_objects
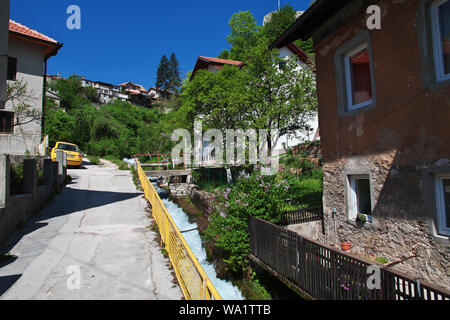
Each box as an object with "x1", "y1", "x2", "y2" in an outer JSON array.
[{"x1": 148, "y1": 176, "x2": 244, "y2": 300}]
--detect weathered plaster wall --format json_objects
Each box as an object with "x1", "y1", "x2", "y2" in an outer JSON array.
[
  {"x1": 0, "y1": 0, "x2": 9, "y2": 109},
  {"x1": 1, "y1": 36, "x2": 45, "y2": 155},
  {"x1": 314, "y1": 0, "x2": 450, "y2": 288}
]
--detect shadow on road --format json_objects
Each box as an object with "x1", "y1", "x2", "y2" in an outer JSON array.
[
  {"x1": 0, "y1": 274, "x2": 21, "y2": 296},
  {"x1": 0, "y1": 186, "x2": 143, "y2": 296}
]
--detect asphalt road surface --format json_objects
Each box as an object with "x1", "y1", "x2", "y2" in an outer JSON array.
[{"x1": 0, "y1": 159, "x2": 182, "y2": 300}]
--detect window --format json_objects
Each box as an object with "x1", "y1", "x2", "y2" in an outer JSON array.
[
  {"x1": 335, "y1": 31, "x2": 376, "y2": 116},
  {"x1": 0, "y1": 111, "x2": 14, "y2": 134},
  {"x1": 348, "y1": 175, "x2": 373, "y2": 222},
  {"x1": 7, "y1": 57, "x2": 17, "y2": 81},
  {"x1": 344, "y1": 43, "x2": 373, "y2": 110},
  {"x1": 56, "y1": 143, "x2": 79, "y2": 152},
  {"x1": 430, "y1": 0, "x2": 450, "y2": 82},
  {"x1": 434, "y1": 174, "x2": 450, "y2": 236}
]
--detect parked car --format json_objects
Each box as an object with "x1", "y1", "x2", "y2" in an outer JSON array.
[{"x1": 51, "y1": 142, "x2": 83, "y2": 167}]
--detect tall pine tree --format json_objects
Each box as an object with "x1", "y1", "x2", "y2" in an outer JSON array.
[
  {"x1": 156, "y1": 54, "x2": 170, "y2": 90},
  {"x1": 168, "y1": 53, "x2": 181, "y2": 94}
]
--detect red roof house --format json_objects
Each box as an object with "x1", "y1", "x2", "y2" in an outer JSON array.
[{"x1": 190, "y1": 56, "x2": 246, "y2": 80}]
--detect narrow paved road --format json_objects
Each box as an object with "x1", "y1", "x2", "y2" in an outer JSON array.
[{"x1": 0, "y1": 160, "x2": 182, "y2": 300}]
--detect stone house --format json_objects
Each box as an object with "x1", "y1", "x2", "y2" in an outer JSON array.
[
  {"x1": 1, "y1": 19, "x2": 62, "y2": 155},
  {"x1": 271, "y1": 0, "x2": 449, "y2": 289}
]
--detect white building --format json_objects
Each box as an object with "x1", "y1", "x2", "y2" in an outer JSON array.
[
  {"x1": 263, "y1": 11, "x2": 319, "y2": 153},
  {"x1": 0, "y1": 20, "x2": 62, "y2": 155},
  {"x1": 81, "y1": 78, "x2": 129, "y2": 104}
]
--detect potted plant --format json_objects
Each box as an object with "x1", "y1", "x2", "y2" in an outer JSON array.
[{"x1": 356, "y1": 213, "x2": 367, "y2": 223}]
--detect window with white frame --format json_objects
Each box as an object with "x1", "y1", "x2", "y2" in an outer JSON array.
[
  {"x1": 434, "y1": 174, "x2": 450, "y2": 236},
  {"x1": 335, "y1": 31, "x2": 376, "y2": 116},
  {"x1": 344, "y1": 43, "x2": 374, "y2": 111},
  {"x1": 348, "y1": 175, "x2": 373, "y2": 223},
  {"x1": 430, "y1": 0, "x2": 450, "y2": 82}
]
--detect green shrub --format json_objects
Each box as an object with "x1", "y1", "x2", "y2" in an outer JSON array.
[
  {"x1": 10, "y1": 163, "x2": 24, "y2": 195},
  {"x1": 204, "y1": 170, "x2": 290, "y2": 272}
]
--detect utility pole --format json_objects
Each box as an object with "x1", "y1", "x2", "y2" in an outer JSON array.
[{"x1": 278, "y1": 0, "x2": 281, "y2": 11}]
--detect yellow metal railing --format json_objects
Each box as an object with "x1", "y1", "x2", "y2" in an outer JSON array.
[{"x1": 136, "y1": 160, "x2": 222, "y2": 300}]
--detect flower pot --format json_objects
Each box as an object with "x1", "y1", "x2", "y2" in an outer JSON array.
[{"x1": 341, "y1": 242, "x2": 351, "y2": 251}]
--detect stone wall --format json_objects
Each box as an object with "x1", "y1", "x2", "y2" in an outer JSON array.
[
  {"x1": 168, "y1": 183, "x2": 215, "y2": 213},
  {"x1": 0, "y1": 152, "x2": 67, "y2": 245},
  {"x1": 322, "y1": 152, "x2": 450, "y2": 289}
]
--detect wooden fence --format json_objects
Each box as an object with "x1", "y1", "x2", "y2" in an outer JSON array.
[
  {"x1": 279, "y1": 206, "x2": 323, "y2": 226},
  {"x1": 249, "y1": 216, "x2": 450, "y2": 300}
]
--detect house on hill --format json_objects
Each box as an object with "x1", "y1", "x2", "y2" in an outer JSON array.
[
  {"x1": 190, "y1": 56, "x2": 246, "y2": 81},
  {"x1": 1, "y1": 19, "x2": 62, "y2": 155},
  {"x1": 119, "y1": 81, "x2": 152, "y2": 107},
  {"x1": 270, "y1": 0, "x2": 450, "y2": 289}
]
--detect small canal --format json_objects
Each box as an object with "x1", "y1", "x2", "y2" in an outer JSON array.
[{"x1": 148, "y1": 177, "x2": 244, "y2": 300}]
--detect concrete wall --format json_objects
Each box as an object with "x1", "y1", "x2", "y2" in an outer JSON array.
[
  {"x1": 0, "y1": 34, "x2": 46, "y2": 155},
  {"x1": 0, "y1": 152, "x2": 66, "y2": 245},
  {"x1": 0, "y1": 0, "x2": 9, "y2": 109},
  {"x1": 313, "y1": 0, "x2": 450, "y2": 288}
]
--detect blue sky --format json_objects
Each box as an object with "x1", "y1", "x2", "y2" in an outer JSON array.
[{"x1": 10, "y1": 0, "x2": 311, "y2": 89}]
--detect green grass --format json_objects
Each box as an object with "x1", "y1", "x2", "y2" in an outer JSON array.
[
  {"x1": 235, "y1": 277, "x2": 272, "y2": 300},
  {"x1": 87, "y1": 155, "x2": 101, "y2": 165},
  {"x1": 102, "y1": 155, "x2": 130, "y2": 170},
  {"x1": 375, "y1": 257, "x2": 389, "y2": 264}
]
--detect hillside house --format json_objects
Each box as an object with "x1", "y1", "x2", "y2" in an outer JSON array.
[
  {"x1": 271, "y1": 0, "x2": 450, "y2": 288},
  {"x1": 1, "y1": 19, "x2": 62, "y2": 155},
  {"x1": 189, "y1": 56, "x2": 246, "y2": 81},
  {"x1": 81, "y1": 78, "x2": 128, "y2": 104},
  {"x1": 119, "y1": 81, "x2": 152, "y2": 106}
]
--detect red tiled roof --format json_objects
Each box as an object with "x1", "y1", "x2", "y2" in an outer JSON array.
[
  {"x1": 119, "y1": 82, "x2": 148, "y2": 93},
  {"x1": 198, "y1": 56, "x2": 245, "y2": 67},
  {"x1": 190, "y1": 56, "x2": 245, "y2": 80},
  {"x1": 9, "y1": 19, "x2": 59, "y2": 44}
]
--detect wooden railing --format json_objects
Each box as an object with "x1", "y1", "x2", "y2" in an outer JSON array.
[
  {"x1": 249, "y1": 216, "x2": 450, "y2": 300},
  {"x1": 279, "y1": 206, "x2": 323, "y2": 226}
]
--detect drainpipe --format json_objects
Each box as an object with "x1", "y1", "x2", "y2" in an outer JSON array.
[
  {"x1": 41, "y1": 42, "x2": 63, "y2": 145},
  {"x1": 41, "y1": 57, "x2": 48, "y2": 139}
]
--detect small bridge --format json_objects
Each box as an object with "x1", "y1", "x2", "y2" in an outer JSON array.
[{"x1": 134, "y1": 153, "x2": 193, "y2": 181}]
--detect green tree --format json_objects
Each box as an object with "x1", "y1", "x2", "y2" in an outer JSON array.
[
  {"x1": 227, "y1": 11, "x2": 262, "y2": 61},
  {"x1": 179, "y1": 10, "x2": 317, "y2": 151},
  {"x1": 48, "y1": 75, "x2": 95, "y2": 109},
  {"x1": 167, "y1": 53, "x2": 182, "y2": 94},
  {"x1": 244, "y1": 44, "x2": 317, "y2": 150},
  {"x1": 263, "y1": 5, "x2": 298, "y2": 44},
  {"x1": 262, "y1": 4, "x2": 314, "y2": 55},
  {"x1": 179, "y1": 65, "x2": 250, "y2": 133},
  {"x1": 156, "y1": 54, "x2": 170, "y2": 90}
]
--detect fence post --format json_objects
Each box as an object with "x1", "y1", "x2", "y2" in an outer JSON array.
[
  {"x1": 43, "y1": 159, "x2": 53, "y2": 186},
  {"x1": 0, "y1": 155, "x2": 10, "y2": 209},
  {"x1": 22, "y1": 159, "x2": 37, "y2": 198}
]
